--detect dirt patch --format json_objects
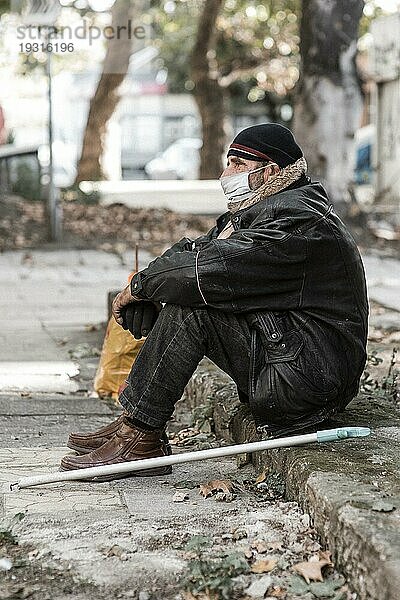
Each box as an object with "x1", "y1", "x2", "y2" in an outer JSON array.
[{"x1": 0, "y1": 531, "x2": 109, "y2": 600}]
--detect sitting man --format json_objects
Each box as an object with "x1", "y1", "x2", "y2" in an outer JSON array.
[{"x1": 61, "y1": 123, "x2": 368, "y2": 480}]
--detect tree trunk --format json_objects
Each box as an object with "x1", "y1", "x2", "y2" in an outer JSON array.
[
  {"x1": 293, "y1": 0, "x2": 364, "y2": 213},
  {"x1": 190, "y1": 0, "x2": 225, "y2": 180},
  {"x1": 75, "y1": 0, "x2": 138, "y2": 183}
]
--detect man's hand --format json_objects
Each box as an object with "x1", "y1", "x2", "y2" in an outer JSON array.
[
  {"x1": 121, "y1": 301, "x2": 162, "y2": 339},
  {"x1": 112, "y1": 284, "x2": 141, "y2": 326}
]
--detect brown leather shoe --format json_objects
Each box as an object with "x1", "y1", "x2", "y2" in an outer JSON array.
[
  {"x1": 61, "y1": 418, "x2": 172, "y2": 481},
  {"x1": 67, "y1": 413, "x2": 126, "y2": 454},
  {"x1": 67, "y1": 412, "x2": 171, "y2": 456}
]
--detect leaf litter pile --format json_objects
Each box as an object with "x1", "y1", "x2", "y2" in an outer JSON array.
[
  {"x1": 3, "y1": 193, "x2": 400, "y2": 258},
  {"x1": 0, "y1": 195, "x2": 215, "y2": 255}
]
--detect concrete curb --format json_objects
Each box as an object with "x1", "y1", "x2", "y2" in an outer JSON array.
[{"x1": 184, "y1": 359, "x2": 400, "y2": 600}]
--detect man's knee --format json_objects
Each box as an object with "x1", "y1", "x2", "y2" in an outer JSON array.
[
  {"x1": 160, "y1": 304, "x2": 248, "y2": 340},
  {"x1": 162, "y1": 302, "x2": 209, "y2": 323},
  {"x1": 157, "y1": 303, "x2": 206, "y2": 335}
]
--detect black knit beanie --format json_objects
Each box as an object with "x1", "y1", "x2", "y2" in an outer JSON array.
[{"x1": 227, "y1": 123, "x2": 303, "y2": 168}]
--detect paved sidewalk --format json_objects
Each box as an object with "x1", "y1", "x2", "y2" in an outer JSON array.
[
  {"x1": 362, "y1": 254, "x2": 400, "y2": 312},
  {"x1": 0, "y1": 249, "x2": 153, "y2": 392}
]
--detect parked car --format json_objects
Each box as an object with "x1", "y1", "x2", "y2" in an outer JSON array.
[{"x1": 145, "y1": 138, "x2": 202, "y2": 180}]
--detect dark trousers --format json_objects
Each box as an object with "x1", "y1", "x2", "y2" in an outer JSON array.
[{"x1": 119, "y1": 303, "x2": 252, "y2": 428}]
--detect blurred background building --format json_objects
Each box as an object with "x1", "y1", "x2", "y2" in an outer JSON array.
[{"x1": 0, "y1": 0, "x2": 399, "y2": 232}]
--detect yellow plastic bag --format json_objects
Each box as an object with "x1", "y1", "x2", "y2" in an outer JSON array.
[{"x1": 94, "y1": 316, "x2": 144, "y2": 401}]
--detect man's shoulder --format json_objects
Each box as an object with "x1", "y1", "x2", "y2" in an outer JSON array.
[
  {"x1": 240, "y1": 182, "x2": 331, "y2": 227},
  {"x1": 269, "y1": 182, "x2": 331, "y2": 214}
]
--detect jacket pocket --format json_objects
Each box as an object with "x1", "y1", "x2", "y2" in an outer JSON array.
[
  {"x1": 248, "y1": 312, "x2": 339, "y2": 426},
  {"x1": 263, "y1": 330, "x2": 304, "y2": 364},
  {"x1": 251, "y1": 312, "x2": 304, "y2": 364}
]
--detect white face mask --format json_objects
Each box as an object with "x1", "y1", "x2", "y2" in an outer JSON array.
[{"x1": 220, "y1": 164, "x2": 267, "y2": 203}]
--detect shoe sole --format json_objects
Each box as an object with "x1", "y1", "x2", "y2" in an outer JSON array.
[
  {"x1": 59, "y1": 464, "x2": 172, "y2": 482},
  {"x1": 67, "y1": 441, "x2": 173, "y2": 456}
]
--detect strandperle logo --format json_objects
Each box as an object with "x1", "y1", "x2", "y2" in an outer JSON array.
[
  {"x1": 10, "y1": 0, "x2": 150, "y2": 45},
  {"x1": 15, "y1": 19, "x2": 147, "y2": 45}
]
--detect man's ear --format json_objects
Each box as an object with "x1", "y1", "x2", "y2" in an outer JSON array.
[{"x1": 263, "y1": 162, "x2": 280, "y2": 182}]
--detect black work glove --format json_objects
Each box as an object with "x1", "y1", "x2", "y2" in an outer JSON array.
[{"x1": 121, "y1": 300, "x2": 162, "y2": 340}]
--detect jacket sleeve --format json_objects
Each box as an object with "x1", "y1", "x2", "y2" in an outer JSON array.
[
  {"x1": 154, "y1": 225, "x2": 219, "y2": 260},
  {"x1": 158, "y1": 237, "x2": 194, "y2": 258},
  {"x1": 130, "y1": 219, "x2": 308, "y2": 313}
]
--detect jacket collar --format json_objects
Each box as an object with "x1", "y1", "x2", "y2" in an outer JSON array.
[
  {"x1": 231, "y1": 180, "x2": 329, "y2": 227},
  {"x1": 216, "y1": 178, "x2": 328, "y2": 232}
]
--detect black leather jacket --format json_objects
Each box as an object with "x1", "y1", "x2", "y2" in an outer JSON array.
[{"x1": 130, "y1": 180, "x2": 368, "y2": 432}]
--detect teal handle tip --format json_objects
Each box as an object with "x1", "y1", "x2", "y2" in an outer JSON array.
[{"x1": 317, "y1": 427, "x2": 371, "y2": 443}]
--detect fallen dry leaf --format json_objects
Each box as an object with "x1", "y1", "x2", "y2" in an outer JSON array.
[
  {"x1": 199, "y1": 479, "x2": 233, "y2": 499},
  {"x1": 255, "y1": 470, "x2": 267, "y2": 484},
  {"x1": 251, "y1": 558, "x2": 278, "y2": 573},
  {"x1": 292, "y1": 555, "x2": 333, "y2": 583},
  {"x1": 318, "y1": 550, "x2": 333, "y2": 563},
  {"x1": 105, "y1": 544, "x2": 128, "y2": 560},
  {"x1": 252, "y1": 540, "x2": 269, "y2": 554},
  {"x1": 169, "y1": 427, "x2": 200, "y2": 446},
  {"x1": 232, "y1": 527, "x2": 247, "y2": 541},
  {"x1": 266, "y1": 540, "x2": 284, "y2": 551},
  {"x1": 251, "y1": 539, "x2": 283, "y2": 553},
  {"x1": 269, "y1": 585, "x2": 286, "y2": 598}
]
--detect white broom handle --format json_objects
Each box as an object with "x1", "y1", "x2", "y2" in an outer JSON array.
[{"x1": 9, "y1": 427, "x2": 370, "y2": 491}]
